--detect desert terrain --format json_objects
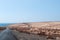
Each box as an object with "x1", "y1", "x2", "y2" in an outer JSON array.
[{"x1": 1, "y1": 21, "x2": 60, "y2": 40}]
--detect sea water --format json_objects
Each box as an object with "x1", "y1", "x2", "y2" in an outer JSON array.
[{"x1": 0, "y1": 23, "x2": 14, "y2": 27}]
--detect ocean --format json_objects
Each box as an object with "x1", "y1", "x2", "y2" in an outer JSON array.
[{"x1": 0, "y1": 23, "x2": 13, "y2": 27}]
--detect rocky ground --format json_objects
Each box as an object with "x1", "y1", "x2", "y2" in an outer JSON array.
[
  {"x1": 12, "y1": 30, "x2": 57, "y2": 40},
  {"x1": 0, "y1": 21, "x2": 60, "y2": 40},
  {"x1": 1, "y1": 29, "x2": 60, "y2": 40}
]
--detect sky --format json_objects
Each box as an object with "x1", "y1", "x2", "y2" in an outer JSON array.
[{"x1": 0, "y1": 0, "x2": 60, "y2": 23}]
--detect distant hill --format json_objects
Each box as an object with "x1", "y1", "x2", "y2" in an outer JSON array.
[
  {"x1": 8, "y1": 21, "x2": 60, "y2": 29},
  {"x1": 8, "y1": 21, "x2": 60, "y2": 38}
]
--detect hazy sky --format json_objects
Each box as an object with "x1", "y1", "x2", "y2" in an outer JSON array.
[{"x1": 0, "y1": 0, "x2": 60, "y2": 23}]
